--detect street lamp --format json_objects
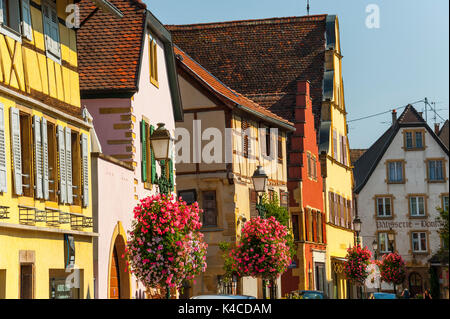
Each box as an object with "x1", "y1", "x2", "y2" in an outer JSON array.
[
  {"x1": 251, "y1": 166, "x2": 268, "y2": 299},
  {"x1": 372, "y1": 239, "x2": 378, "y2": 260},
  {"x1": 353, "y1": 217, "x2": 362, "y2": 245},
  {"x1": 252, "y1": 166, "x2": 268, "y2": 218},
  {"x1": 388, "y1": 231, "x2": 395, "y2": 252},
  {"x1": 150, "y1": 123, "x2": 172, "y2": 196}
]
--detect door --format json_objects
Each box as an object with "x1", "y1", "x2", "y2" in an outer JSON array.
[
  {"x1": 315, "y1": 262, "x2": 326, "y2": 293},
  {"x1": 20, "y1": 265, "x2": 33, "y2": 299},
  {"x1": 409, "y1": 272, "x2": 423, "y2": 297},
  {"x1": 109, "y1": 246, "x2": 121, "y2": 299}
]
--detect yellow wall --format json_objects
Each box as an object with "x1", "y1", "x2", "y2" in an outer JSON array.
[
  {"x1": 322, "y1": 18, "x2": 355, "y2": 299},
  {"x1": 0, "y1": 0, "x2": 93, "y2": 299},
  {"x1": 0, "y1": 0, "x2": 80, "y2": 108}
]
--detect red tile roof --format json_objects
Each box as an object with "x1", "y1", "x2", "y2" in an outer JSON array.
[
  {"x1": 175, "y1": 46, "x2": 294, "y2": 129},
  {"x1": 167, "y1": 15, "x2": 328, "y2": 125},
  {"x1": 77, "y1": 0, "x2": 147, "y2": 93}
]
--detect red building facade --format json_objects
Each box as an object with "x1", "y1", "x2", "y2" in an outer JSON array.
[{"x1": 281, "y1": 81, "x2": 326, "y2": 296}]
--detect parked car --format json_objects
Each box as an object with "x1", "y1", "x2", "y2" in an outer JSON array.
[
  {"x1": 369, "y1": 292, "x2": 397, "y2": 299},
  {"x1": 191, "y1": 294, "x2": 256, "y2": 299},
  {"x1": 288, "y1": 290, "x2": 327, "y2": 299}
]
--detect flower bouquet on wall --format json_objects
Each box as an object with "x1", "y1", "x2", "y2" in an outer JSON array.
[{"x1": 125, "y1": 194, "x2": 208, "y2": 298}]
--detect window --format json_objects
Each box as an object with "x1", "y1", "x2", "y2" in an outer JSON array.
[
  {"x1": 291, "y1": 214, "x2": 300, "y2": 241},
  {"x1": 70, "y1": 131, "x2": 81, "y2": 206},
  {"x1": 277, "y1": 135, "x2": 283, "y2": 163},
  {"x1": 378, "y1": 232, "x2": 390, "y2": 253},
  {"x1": 178, "y1": 189, "x2": 197, "y2": 205},
  {"x1": 376, "y1": 196, "x2": 392, "y2": 217},
  {"x1": 307, "y1": 153, "x2": 317, "y2": 179},
  {"x1": 333, "y1": 129, "x2": 338, "y2": 160},
  {"x1": 141, "y1": 119, "x2": 155, "y2": 186},
  {"x1": 264, "y1": 127, "x2": 271, "y2": 157},
  {"x1": 427, "y1": 159, "x2": 445, "y2": 182},
  {"x1": 149, "y1": 33, "x2": 158, "y2": 87},
  {"x1": 46, "y1": 121, "x2": 58, "y2": 202},
  {"x1": 404, "y1": 130, "x2": 424, "y2": 150},
  {"x1": 387, "y1": 160, "x2": 404, "y2": 183},
  {"x1": 409, "y1": 196, "x2": 426, "y2": 217},
  {"x1": 15, "y1": 111, "x2": 33, "y2": 197},
  {"x1": 442, "y1": 194, "x2": 449, "y2": 212},
  {"x1": 412, "y1": 232, "x2": 427, "y2": 252},
  {"x1": 202, "y1": 191, "x2": 217, "y2": 227},
  {"x1": 241, "y1": 119, "x2": 249, "y2": 158},
  {"x1": 317, "y1": 212, "x2": 323, "y2": 243},
  {"x1": 42, "y1": 0, "x2": 60, "y2": 60},
  {"x1": 0, "y1": 0, "x2": 20, "y2": 35},
  {"x1": 341, "y1": 135, "x2": 348, "y2": 166},
  {"x1": 0, "y1": 103, "x2": 6, "y2": 193}
]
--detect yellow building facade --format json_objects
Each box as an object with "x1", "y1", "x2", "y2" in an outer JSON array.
[
  {"x1": 0, "y1": 0, "x2": 94, "y2": 299},
  {"x1": 319, "y1": 16, "x2": 356, "y2": 299}
]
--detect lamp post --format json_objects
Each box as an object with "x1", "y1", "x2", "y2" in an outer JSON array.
[
  {"x1": 372, "y1": 239, "x2": 381, "y2": 292},
  {"x1": 150, "y1": 123, "x2": 172, "y2": 299},
  {"x1": 353, "y1": 217, "x2": 362, "y2": 246},
  {"x1": 251, "y1": 166, "x2": 268, "y2": 299},
  {"x1": 353, "y1": 217, "x2": 362, "y2": 298},
  {"x1": 150, "y1": 123, "x2": 172, "y2": 196},
  {"x1": 387, "y1": 230, "x2": 397, "y2": 295}
]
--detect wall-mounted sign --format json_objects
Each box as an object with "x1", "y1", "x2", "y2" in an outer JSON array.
[{"x1": 376, "y1": 220, "x2": 444, "y2": 230}]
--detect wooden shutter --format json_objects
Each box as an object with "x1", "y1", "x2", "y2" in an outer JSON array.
[
  {"x1": 10, "y1": 107, "x2": 23, "y2": 195},
  {"x1": 57, "y1": 125, "x2": 66, "y2": 203},
  {"x1": 168, "y1": 158, "x2": 174, "y2": 188},
  {"x1": 21, "y1": 0, "x2": 33, "y2": 41},
  {"x1": 65, "y1": 127, "x2": 72, "y2": 204},
  {"x1": 141, "y1": 120, "x2": 147, "y2": 182},
  {"x1": 343, "y1": 138, "x2": 348, "y2": 166},
  {"x1": 81, "y1": 133, "x2": 89, "y2": 207},
  {"x1": 150, "y1": 125, "x2": 156, "y2": 184},
  {"x1": 42, "y1": 0, "x2": 60, "y2": 58},
  {"x1": 41, "y1": 117, "x2": 49, "y2": 200},
  {"x1": 328, "y1": 192, "x2": 333, "y2": 223},
  {"x1": 33, "y1": 116, "x2": 43, "y2": 199},
  {"x1": 0, "y1": 103, "x2": 6, "y2": 193}
]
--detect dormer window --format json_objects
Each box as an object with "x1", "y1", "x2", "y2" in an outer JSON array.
[{"x1": 404, "y1": 129, "x2": 425, "y2": 150}]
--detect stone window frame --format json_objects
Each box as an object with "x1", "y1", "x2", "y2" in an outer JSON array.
[
  {"x1": 407, "y1": 194, "x2": 429, "y2": 219},
  {"x1": 373, "y1": 194, "x2": 395, "y2": 220},
  {"x1": 410, "y1": 230, "x2": 430, "y2": 254},
  {"x1": 385, "y1": 159, "x2": 406, "y2": 184},
  {"x1": 425, "y1": 158, "x2": 447, "y2": 183},
  {"x1": 402, "y1": 129, "x2": 426, "y2": 151}
]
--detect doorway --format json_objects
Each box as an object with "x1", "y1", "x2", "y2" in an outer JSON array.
[
  {"x1": 109, "y1": 234, "x2": 130, "y2": 299},
  {"x1": 409, "y1": 272, "x2": 423, "y2": 297}
]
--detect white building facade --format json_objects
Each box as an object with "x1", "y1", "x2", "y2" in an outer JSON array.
[{"x1": 354, "y1": 106, "x2": 449, "y2": 297}]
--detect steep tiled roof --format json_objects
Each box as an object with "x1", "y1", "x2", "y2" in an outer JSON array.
[
  {"x1": 175, "y1": 46, "x2": 294, "y2": 129},
  {"x1": 167, "y1": 15, "x2": 327, "y2": 125},
  {"x1": 77, "y1": 0, "x2": 146, "y2": 94},
  {"x1": 438, "y1": 120, "x2": 449, "y2": 149},
  {"x1": 354, "y1": 105, "x2": 449, "y2": 193}
]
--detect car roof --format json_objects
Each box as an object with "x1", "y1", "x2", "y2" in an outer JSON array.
[{"x1": 191, "y1": 295, "x2": 256, "y2": 299}]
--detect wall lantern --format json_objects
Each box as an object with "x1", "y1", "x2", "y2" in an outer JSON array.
[
  {"x1": 150, "y1": 123, "x2": 172, "y2": 161},
  {"x1": 252, "y1": 166, "x2": 268, "y2": 194}
]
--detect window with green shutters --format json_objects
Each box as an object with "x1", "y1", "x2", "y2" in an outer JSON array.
[{"x1": 141, "y1": 119, "x2": 157, "y2": 187}]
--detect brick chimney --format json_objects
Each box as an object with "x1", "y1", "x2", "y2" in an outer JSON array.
[
  {"x1": 392, "y1": 110, "x2": 397, "y2": 125},
  {"x1": 435, "y1": 123, "x2": 440, "y2": 135}
]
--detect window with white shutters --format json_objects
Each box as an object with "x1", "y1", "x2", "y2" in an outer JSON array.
[
  {"x1": 0, "y1": 103, "x2": 7, "y2": 193},
  {"x1": 41, "y1": 117, "x2": 49, "y2": 200},
  {"x1": 81, "y1": 133, "x2": 89, "y2": 207},
  {"x1": 42, "y1": 0, "x2": 60, "y2": 60},
  {"x1": 10, "y1": 107, "x2": 22, "y2": 195},
  {"x1": 57, "y1": 125, "x2": 66, "y2": 203},
  {"x1": 65, "y1": 126, "x2": 72, "y2": 204},
  {"x1": 33, "y1": 115, "x2": 43, "y2": 199},
  {"x1": 0, "y1": 0, "x2": 32, "y2": 41}
]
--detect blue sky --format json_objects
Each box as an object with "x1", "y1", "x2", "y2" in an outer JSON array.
[{"x1": 144, "y1": 0, "x2": 449, "y2": 149}]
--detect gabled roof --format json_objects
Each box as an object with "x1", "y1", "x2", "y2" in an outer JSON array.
[
  {"x1": 353, "y1": 105, "x2": 449, "y2": 193},
  {"x1": 77, "y1": 0, "x2": 146, "y2": 94},
  {"x1": 438, "y1": 120, "x2": 449, "y2": 149},
  {"x1": 167, "y1": 15, "x2": 328, "y2": 126},
  {"x1": 175, "y1": 46, "x2": 294, "y2": 131}
]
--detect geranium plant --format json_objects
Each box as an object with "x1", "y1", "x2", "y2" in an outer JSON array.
[
  {"x1": 125, "y1": 194, "x2": 208, "y2": 296},
  {"x1": 378, "y1": 252, "x2": 406, "y2": 286},
  {"x1": 344, "y1": 245, "x2": 372, "y2": 285},
  {"x1": 228, "y1": 216, "x2": 292, "y2": 281}
]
